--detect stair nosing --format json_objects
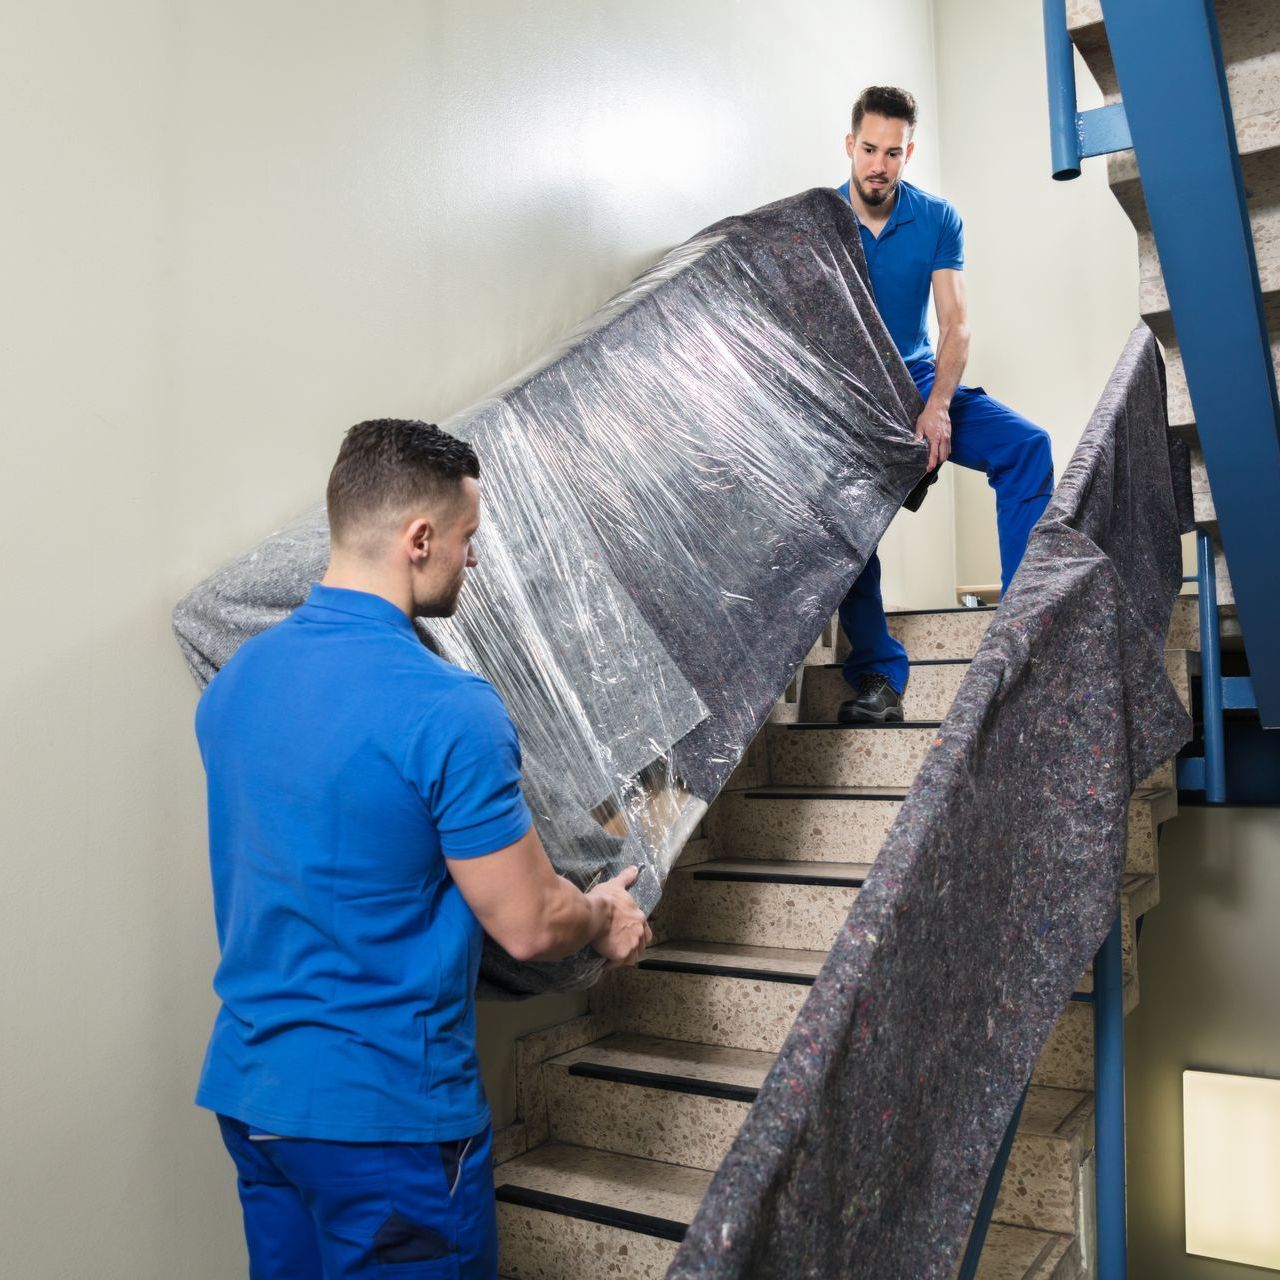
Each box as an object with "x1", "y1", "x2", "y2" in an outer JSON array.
[
  {"x1": 637, "y1": 957, "x2": 816, "y2": 986},
  {"x1": 812, "y1": 657, "x2": 972, "y2": 668},
  {"x1": 564, "y1": 1061, "x2": 760, "y2": 1105},
  {"x1": 784, "y1": 720, "x2": 943, "y2": 730},
  {"x1": 688, "y1": 860, "x2": 870, "y2": 888},
  {"x1": 494, "y1": 1182, "x2": 688, "y2": 1242},
  {"x1": 741, "y1": 787, "x2": 909, "y2": 801}
]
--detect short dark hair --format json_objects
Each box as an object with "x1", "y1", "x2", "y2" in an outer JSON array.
[
  {"x1": 326, "y1": 418, "x2": 480, "y2": 549},
  {"x1": 851, "y1": 85, "x2": 918, "y2": 136}
]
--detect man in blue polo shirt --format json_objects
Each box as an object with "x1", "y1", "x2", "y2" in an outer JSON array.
[
  {"x1": 195, "y1": 418, "x2": 651, "y2": 1278},
  {"x1": 835, "y1": 86, "x2": 1055, "y2": 723}
]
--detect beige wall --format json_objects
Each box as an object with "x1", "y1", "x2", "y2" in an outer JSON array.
[
  {"x1": 1126, "y1": 808, "x2": 1280, "y2": 1278},
  {"x1": 0, "y1": 3, "x2": 940, "y2": 1275},
  {"x1": 932, "y1": 0, "x2": 1140, "y2": 589}
]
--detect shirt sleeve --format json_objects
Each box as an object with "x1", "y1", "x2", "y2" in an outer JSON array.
[
  {"x1": 406, "y1": 679, "x2": 534, "y2": 860},
  {"x1": 932, "y1": 202, "x2": 965, "y2": 272}
]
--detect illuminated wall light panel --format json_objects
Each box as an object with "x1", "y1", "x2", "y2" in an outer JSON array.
[{"x1": 1184, "y1": 1069, "x2": 1280, "y2": 1269}]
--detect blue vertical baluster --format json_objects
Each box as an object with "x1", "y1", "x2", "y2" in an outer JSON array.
[
  {"x1": 1094, "y1": 911, "x2": 1127, "y2": 1278},
  {"x1": 1198, "y1": 531, "x2": 1226, "y2": 804},
  {"x1": 957, "y1": 1087, "x2": 1029, "y2": 1280}
]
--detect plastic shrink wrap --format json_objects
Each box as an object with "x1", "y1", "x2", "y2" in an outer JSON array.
[{"x1": 173, "y1": 188, "x2": 930, "y2": 995}]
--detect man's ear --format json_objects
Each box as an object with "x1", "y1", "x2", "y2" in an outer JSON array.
[
  {"x1": 405, "y1": 516, "x2": 433, "y2": 563},
  {"x1": 905, "y1": 138, "x2": 916, "y2": 164},
  {"x1": 845, "y1": 132, "x2": 856, "y2": 159}
]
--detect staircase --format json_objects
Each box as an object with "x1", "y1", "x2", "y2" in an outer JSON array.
[
  {"x1": 490, "y1": 600, "x2": 1195, "y2": 1279},
  {"x1": 1071, "y1": 0, "x2": 1278, "y2": 628}
]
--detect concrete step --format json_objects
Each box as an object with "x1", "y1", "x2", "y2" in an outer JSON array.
[
  {"x1": 801, "y1": 659, "x2": 969, "y2": 721},
  {"x1": 766, "y1": 721, "x2": 938, "y2": 789},
  {"x1": 1034, "y1": 974, "x2": 1140, "y2": 1092},
  {"x1": 599, "y1": 939, "x2": 819, "y2": 1053},
  {"x1": 705, "y1": 785, "x2": 1175, "y2": 878},
  {"x1": 706, "y1": 784, "x2": 908, "y2": 861},
  {"x1": 1069, "y1": 0, "x2": 1280, "y2": 164},
  {"x1": 599, "y1": 938, "x2": 1137, "y2": 1093},
  {"x1": 1165, "y1": 332, "x2": 1280, "y2": 440},
  {"x1": 1167, "y1": 595, "x2": 1242, "y2": 652},
  {"x1": 541, "y1": 1032, "x2": 1095, "y2": 1238},
  {"x1": 494, "y1": 1140, "x2": 1079, "y2": 1280},
  {"x1": 653, "y1": 858, "x2": 867, "y2": 951},
  {"x1": 495, "y1": 1142, "x2": 705, "y2": 1280},
  {"x1": 885, "y1": 605, "x2": 995, "y2": 661}
]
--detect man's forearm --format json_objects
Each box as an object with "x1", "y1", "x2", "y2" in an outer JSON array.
[
  {"x1": 929, "y1": 322, "x2": 971, "y2": 406},
  {"x1": 521, "y1": 874, "x2": 612, "y2": 962}
]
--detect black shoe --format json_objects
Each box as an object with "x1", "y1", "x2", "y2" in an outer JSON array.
[{"x1": 837, "y1": 673, "x2": 905, "y2": 724}]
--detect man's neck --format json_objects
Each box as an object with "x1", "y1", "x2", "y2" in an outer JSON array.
[{"x1": 322, "y1": 556, "x2": 413, "y2": 619}]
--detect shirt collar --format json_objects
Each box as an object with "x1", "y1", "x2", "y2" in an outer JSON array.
[{"x1": 300, "y1": 583, "x2": 418, "y2": 636}]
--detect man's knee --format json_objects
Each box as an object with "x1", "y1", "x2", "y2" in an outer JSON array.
[{"x1": 992, "y1": 417, "x2": 1053, "y2": 498}]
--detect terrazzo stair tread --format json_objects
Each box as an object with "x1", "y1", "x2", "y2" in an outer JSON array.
[
  {"x1": 654, "y1": 858, "x2": 868, "y2": 950},
  {"x1": 1032, "y1": 973, "x2": 1140, "y2": 1091},
  {"x1": 543, "y1": 1032, "x2": 1094, "y2": 1235},
  {"x1": 1164, "y1": 334, "x2": 1280, "y2": 436},
  {"x1": 885, "y1": 605, "x2": 996, "y2": 661},
  {"x1": 1167, "y1": 594, "x2": 1242, "y2": 650},
  {"x1": 801, "y1": 659, "x2": 970, "y2": 721},
  {"x1": 495, "y1": 1141, "x2": 1077, "y2": 1280},
  {"x1": 707, "y1": 785, "x2": 1172, "y2": 875},
  {"x1": 600, "y1": 939, "x2": 819, "y2": 1052},
  {"x1": 1070, "y1": 0, "x2": 1280, "y2": 160},
  {"x1": 957, "y1": 1223, "x2": 1079, "y2": 1280},
  {"x1": 705, "y1": 785, "x2": 907, "y2": 861},
  {"x1": 767, "y1": 720, "x2": 939, "y2": 789},
  {"x1": 636, "y1": 937, "x2": 826, "y2": 982},
  {"x1": 494, "y1": 1142, "x2": 705, "y2": 1280},
  {"x1": 683, "y1": 856, "x2": 873, "y2": 885}
]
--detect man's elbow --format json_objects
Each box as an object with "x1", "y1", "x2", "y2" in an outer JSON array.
[{"x1": 500, "y1": 927, "x2": 577, "y2": 964}]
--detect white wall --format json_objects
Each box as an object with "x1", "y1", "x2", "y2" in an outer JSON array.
[
  {"x1": 932, "y1": 0, "x2": 1140, "y2": 588},
  {"x1": 0, "y1": 4, "x2": 939, "y2": 1275}
]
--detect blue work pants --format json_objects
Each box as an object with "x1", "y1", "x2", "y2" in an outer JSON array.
[
  {"x1": 840, "y1": 361, "x2": 1054, "y2": 694},
  {"x1": 217, "y1": 1115, "x2": 498, "y2": 1279}
]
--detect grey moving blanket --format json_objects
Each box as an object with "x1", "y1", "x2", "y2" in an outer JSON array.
[
  {"x1": 667, "y1": 326, "x2": 1193, "y2": 1278},
  {"x1": 174, "y1": 188, "x2": 929, "y2": 996}
]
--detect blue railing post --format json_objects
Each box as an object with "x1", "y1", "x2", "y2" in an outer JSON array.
[
  {"x1": 957, "y1": 1087, "x2": 1028, "y2": 1279},
  {"x1": 1094, "y1": 911, "x2": 1127, "y2": 1278},
  {"x1": 1197, "y1": 531, "x2": 1227, "y2": 804},
  {"x1": 1042, "y1": 0, "x2": 1082, "y2": 180}
]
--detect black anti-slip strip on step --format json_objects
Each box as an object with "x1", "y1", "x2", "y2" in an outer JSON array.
[
  {"x1": 567, "y1": 1061, "x2": 760, "y2": 1104},
  {"x1": 494, "y1": 1184, "x2": 688, "y2": 1243},
  {"x1": 887, "y1": 604, "x2": 995, "y2": 616},
  {"x1": 638, "y1": 958, "x2": 815, "y2": 986},
  {"x1": 743, "y1": 788, "x2": 908, "y2": 801},
  {"x1": 816, "y1": 657, "x2": 972, "y2": 668},
  {"x1": 692, "y1": 867, "x2": 866, "y2": 888},
  {"x1": 786, "y1": 720, "x2": 943, "y2": 730}
]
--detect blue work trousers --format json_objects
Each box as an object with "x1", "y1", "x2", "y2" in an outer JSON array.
[
  {"x1": 840, "y1": 361, "x2": 1053, "y2": 694},
  {"x1": 217, "y1": 1115, "x2": 498, "y2": 1279}
]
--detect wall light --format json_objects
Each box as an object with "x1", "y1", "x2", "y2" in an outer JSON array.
[{"x1": 1184, "y1": 1069, "x2": 1280, "y2": 1269}]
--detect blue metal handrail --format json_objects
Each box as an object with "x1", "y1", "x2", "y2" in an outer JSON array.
[{"x1": 1041, "y1": 0, "x2": 1133, "y2": 180}]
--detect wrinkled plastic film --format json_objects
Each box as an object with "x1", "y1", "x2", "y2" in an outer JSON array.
[{"x1": 173, "y1": 188, "x2": 930, "y2": 996}]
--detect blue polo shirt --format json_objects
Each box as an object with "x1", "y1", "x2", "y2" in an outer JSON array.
[
  {"x1": 837, "y1": 178, "x2": 964, "y2": 365},
  {"x1": 193, "y1": 583, "x2": 533, "y2": 1143}
]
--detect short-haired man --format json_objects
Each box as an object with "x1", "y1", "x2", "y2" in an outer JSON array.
[
  {"x1": 836, "y1": 86, "x2": 1054, "y2": 723},
  {"x1": 195, "y1": 419, "x2": 650, "y2": 1278}
]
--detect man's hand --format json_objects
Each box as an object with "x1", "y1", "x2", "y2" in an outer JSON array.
[
  {"x1": 586, "y1": 866, "x2": 652, "y2": 969},
  {"x1": 915, "y1": 396, "x2": 952, "y2": 471}
]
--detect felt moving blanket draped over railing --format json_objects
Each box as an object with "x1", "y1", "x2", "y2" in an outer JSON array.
[
  {"x1": 172, "y1": 188, "x2": 931, "y2": 997},
  {"x1": 668, "y1": 325, "x2": 1194, "y2": 1280}
]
